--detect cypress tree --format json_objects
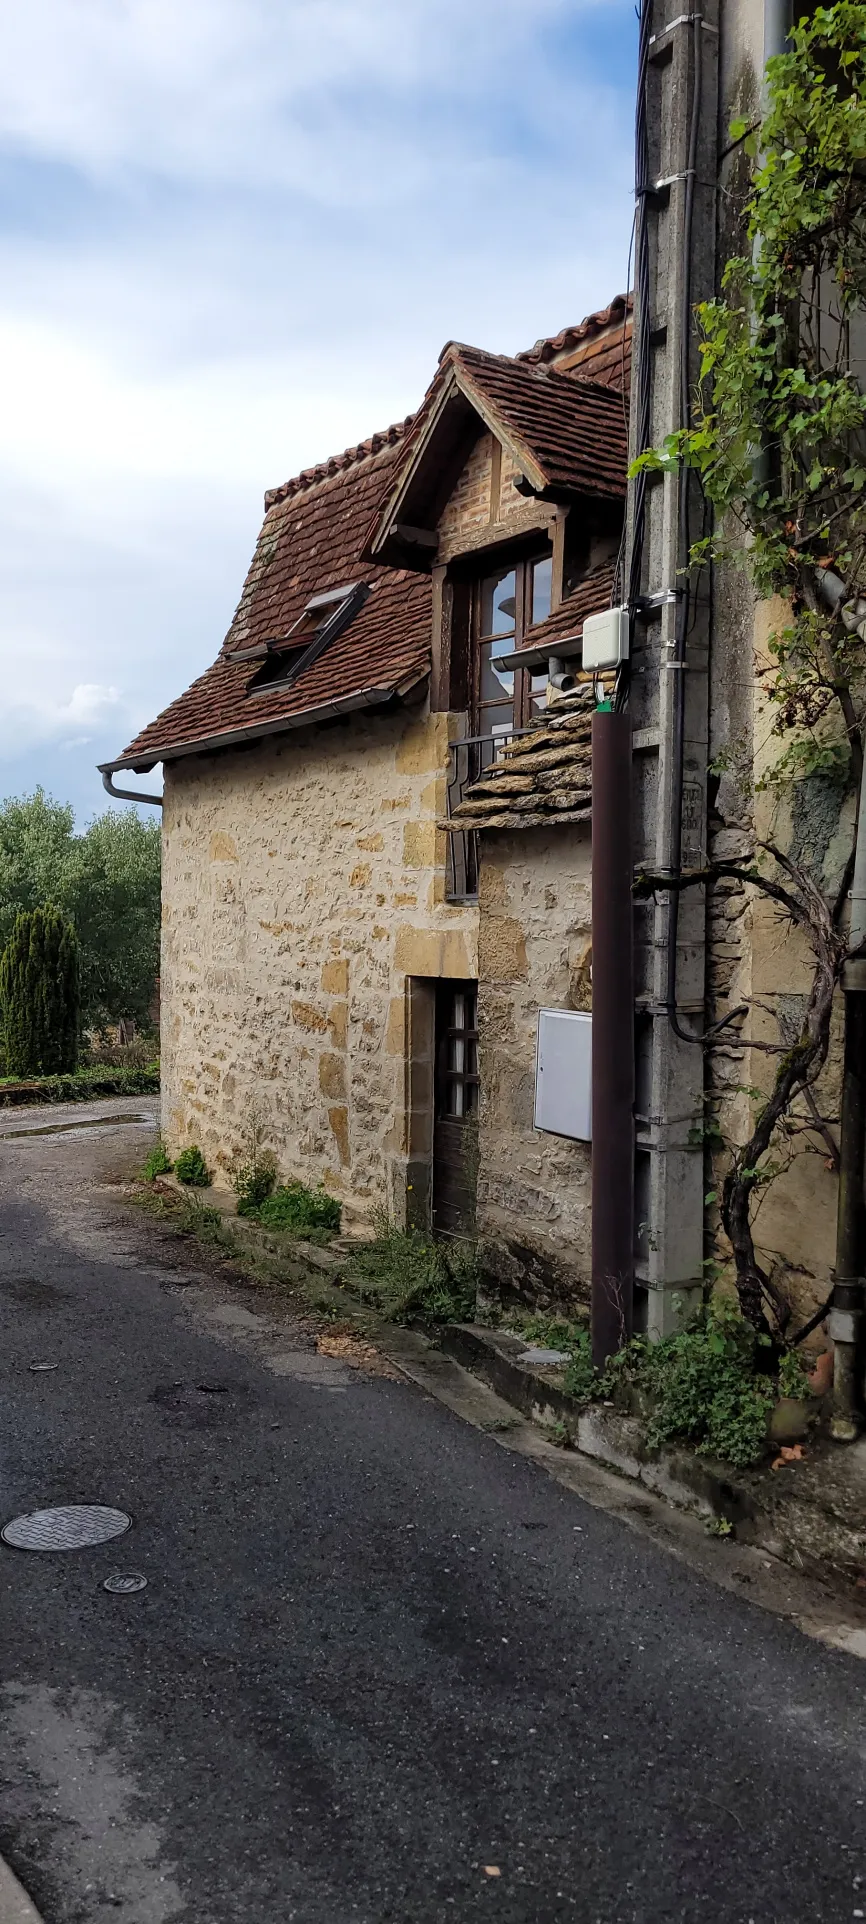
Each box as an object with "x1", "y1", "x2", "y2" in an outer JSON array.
[{"x1": 0, "y1": 906, "x2": 80, "y2": 1076}]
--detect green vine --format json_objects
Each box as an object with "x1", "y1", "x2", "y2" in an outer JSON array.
[
  {"x1": 633, "y1": 4, "x2": 866, "y2": 1340},
  {"x1": 638, "y1": 4, "x2": 866, "y2": 635}
]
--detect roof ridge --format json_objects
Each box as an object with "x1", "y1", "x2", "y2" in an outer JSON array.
[
  {"x1": 438, "y1": 339, "x2": 625, "y2": 398},
  {"x1": 516, "y1": 293, "x2": 633, "y2": 365},
  {"x1": 264, "y1": 416, "x2": 416, "y2": 510}
]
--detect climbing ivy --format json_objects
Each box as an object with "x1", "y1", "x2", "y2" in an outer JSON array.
[
  {"x1": 633, "y1": 5, "x2": 866, "y2": 1339},
  {"x1": 640, "y1": 5, "x2": 866, "y2": 625}
]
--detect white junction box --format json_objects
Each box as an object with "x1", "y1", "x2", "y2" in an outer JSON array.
[
  {"x1": 534, "y1": 1009, "x2": 592, "y2": 1142},
  {"x1": 581, "y1": 604, "x2": 630, "y2": 672}
]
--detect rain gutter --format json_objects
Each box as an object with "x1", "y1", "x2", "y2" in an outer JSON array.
[{"x1": 97, "y1": 677, "x2": 427, "y2": 788}]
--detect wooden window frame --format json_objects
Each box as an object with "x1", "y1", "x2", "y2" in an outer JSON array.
[
  {"x1": 471, "y1": 549, "x2": 552, "y2": 736},
  {"x1": 435, "y1": 981, "x2": 480, "y2": 1122}
]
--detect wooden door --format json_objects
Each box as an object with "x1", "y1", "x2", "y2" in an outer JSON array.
[{"x1": 432, "y1": 981, "x2": 479, "y2": 1238}]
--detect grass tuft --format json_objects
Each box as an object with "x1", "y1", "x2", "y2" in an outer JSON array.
[{"x1": 350, "y1": 1210, "x2": 479, "y2": 1325}]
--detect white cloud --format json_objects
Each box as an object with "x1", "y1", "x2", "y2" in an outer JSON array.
[
  {"x1": 0, "y1": 0, "x2": 598, "y2": 192},
  {"x1": 0, "y1": 0, "x2": 636, "y2": 820},
  {"x1": 0, "y1": 677, "x2": 126, "y2": 757}
]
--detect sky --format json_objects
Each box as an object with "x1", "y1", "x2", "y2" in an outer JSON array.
[{"x1": 0, "y1": 0, "x2": 637, "y2": 824}]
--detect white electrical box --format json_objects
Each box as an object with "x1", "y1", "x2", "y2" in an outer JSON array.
[
  {"x1": 534, "y1": 1009, "x2": 592, "y2": 1142},
  {"x1": 581, "y1": 604, "x2": 630, "y2": 672}
]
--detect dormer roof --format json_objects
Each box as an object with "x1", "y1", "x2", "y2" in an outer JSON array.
[{"x1": 365, "y1": 342, "x2": 628, "y2": 571}]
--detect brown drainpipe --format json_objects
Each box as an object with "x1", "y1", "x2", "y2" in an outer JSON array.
[{"x1": 591, "y1": 707, "x2": 635, "y2": 1369}]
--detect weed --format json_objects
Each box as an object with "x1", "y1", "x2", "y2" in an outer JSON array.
[
  {"x1": 176, "y1": 1196, "x2": 234, "y2": 1248},
  {"x1": 511, "y1": 1310, "x2": 588, "y2": 1353},
  {"x1": 545, "y1": 1420, "x2": 571, "y2": 1449},
  {"x1": 142, "y1": 1141, "x2": 173, "y2": 1181},
  {"x1": 600, "y1": 1299, "x2": 774, "y2": 1469},
  {"x1": 85, "y1": 1034, "x2": 156, "y2": 1071},
  {"x1": 258, "y1": 1181, "x2": 341, "y2": 1237},
  {"x1": 778, "y1": 1348, "x2": 810, "y2": 1400},
  {"x1": 232, "y1": 1107, "x2": 278, "y2": 1216},
  {"x1": 502, "y1": 1311, "x2": 597, "y2": 1404},
  {"x1": 174, "y1": 1145, "x2": 211, "y2": 1188},
  {"x1": 562, "y1": 1331, "x2": 599, "y2": 1404},
  {"x1": 351, "y1": 1212, "x2": 479, "y2": 1325},
  {"x1": 705, "y1": 1515, "x2": 734, "y2": 1538},
  {"x1": 482, "y1": 1415, "x2": 516, "y2": 1434}
]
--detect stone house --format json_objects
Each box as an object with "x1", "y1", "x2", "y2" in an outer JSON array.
[{"x1": 102, "y1": 297, "x2": 630, "y2": 1313}]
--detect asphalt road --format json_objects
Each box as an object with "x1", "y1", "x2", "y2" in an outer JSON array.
[{"x1": 0, "y1": 1099, "x2": 865, "y2": 1924}]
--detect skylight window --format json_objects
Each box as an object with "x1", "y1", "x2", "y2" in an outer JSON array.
[{"x1": 247, "y1": 582, "x2": 369, "y2": 698}]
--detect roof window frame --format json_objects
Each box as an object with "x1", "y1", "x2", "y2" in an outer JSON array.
[{"x1": 246, "y1": 581, "x2": 370, "y2": 701}]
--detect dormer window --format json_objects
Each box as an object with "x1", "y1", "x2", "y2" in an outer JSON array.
[{"x1": 474, "y1": 552, "x2": 553, "y2": 735}]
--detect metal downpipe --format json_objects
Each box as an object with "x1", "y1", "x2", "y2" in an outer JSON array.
[
  {"x1": 590, "y1": 710, "x2": 635, "y2": 1370},
  {"x1": 830, "y1": 765, "x2": 866, "y2": 1436},
  {"x1": 101, "y1": 770, "x2": 163, "y2": 808}
]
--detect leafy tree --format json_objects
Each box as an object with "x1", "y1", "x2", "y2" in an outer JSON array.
[
  {"x1": 0, "y1": 790, "x2": 161, "y2": 1032},
  {"x1": 60, "y1": 810, "x2": 161, "y2": 1032},
  {"x1": 0, "y1": 792, "x2": 74, "y2": 933},
  {"x1": 0, "y1": 906, "x2": 80, "y2": 1075}
]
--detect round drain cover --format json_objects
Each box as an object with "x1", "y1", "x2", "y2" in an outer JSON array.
[
  {"x1": 103, "y1": 1572, "x2": 147, "y2": 1594},
  {"x1": 1, "y1": 1505, "x2": 132, "y2": 1552}
]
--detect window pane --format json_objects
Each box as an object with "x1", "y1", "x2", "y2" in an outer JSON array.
[
  {"x1": 530, "y1": 671, "x2": 548, "y2": 715},
  {"x1": 530, "y1": 556, "x2": 552, "y2": 627},
  {"x1": 480, "y1": 569, "x2": 517, "y2": 637},
  {"x1": 481, "y1": 637, "x2": 514, "y2": 704},
  {"x1": 479, "y1": 704, "x2": 514, "y2": 737},
  {"x1": 449, "y1": 996, "x2": 466, "y2": 1117}
]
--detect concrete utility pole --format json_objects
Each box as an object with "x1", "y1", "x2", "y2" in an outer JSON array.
[{"x1": 627, "y1": 0, "x2": 720, "y2": 1339}]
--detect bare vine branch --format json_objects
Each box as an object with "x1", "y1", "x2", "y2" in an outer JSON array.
[{"x1": 630, "y1": 3, "x2": 866, "y2": 1339}]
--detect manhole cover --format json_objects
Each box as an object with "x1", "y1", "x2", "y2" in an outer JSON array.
[
  {"x1": 103, "y1": 1572, "x2": 147, "y2": 1594},
  {"x1": 1, "y1": 1506, "x2": 132, "y2": 1552}
]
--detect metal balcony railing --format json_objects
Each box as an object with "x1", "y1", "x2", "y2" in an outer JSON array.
[{"x1": 444, "y1": 729, "x2": 528, "y2": 903}]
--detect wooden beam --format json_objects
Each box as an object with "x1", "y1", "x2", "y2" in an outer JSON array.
[{"x1": 390, "y1": 522, "x2": 439, "y2": 549}]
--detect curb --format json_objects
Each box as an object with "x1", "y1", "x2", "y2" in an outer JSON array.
[
  {"x1": 438, "y1": 1322, "x2": 866, "y2": 1593},
  {"x1": 0, "y1": 1855, "x2": 44, "y2": 1923},
  {"x1": 139, "y1": 1183, "x2": 866, "y2": 1603}
]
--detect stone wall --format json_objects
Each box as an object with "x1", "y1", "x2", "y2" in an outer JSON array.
[
  {"x1": 701, "y1": 6, "x2": 847, "y2": 1327},
  {"x1": 160, "y1": 696, "x2": 596, "y2": 1311},
  {"x1": 707, "y1": 595, "x2": 848, "y2": 1326},
  {"x1": 160, "y1": 703, "x2": 477, "y2": 1224},
  {"x1": 476, "y1": 826, "x2": 594, "y2": 1312}
]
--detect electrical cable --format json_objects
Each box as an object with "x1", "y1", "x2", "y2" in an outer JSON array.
[
  {"x1": 628, "y1": 0, "x2": 652, "y2": 616},
  {"x1": 613, "y1": 0, "x2": 653, "y2": 717},
  {"x1": 612, "y1": 212, "x2": 636, "y2": 611}
]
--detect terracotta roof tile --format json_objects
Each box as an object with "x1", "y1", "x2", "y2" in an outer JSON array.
[
  {"x1": 442, "y1": 345, "x2": 627, "y2": 500},
  {"x1": 106, "y1": 296, "x2": 628, "y2": 774},
  {"x1": 262, "y1": 417, "x2": 414, "y2": 509},
  {"x1": 519, "y1": 562, "x2": 617, "y2": 655},
  {"x1": 367, "y1": 340, "x2": 629, "y2": 562},
  {"x1": 517, "y1": 294, "x2": 633, "y2": 371},
  {"x1": 110, "y1": 435, "x2": 431, "y2": 770}
]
